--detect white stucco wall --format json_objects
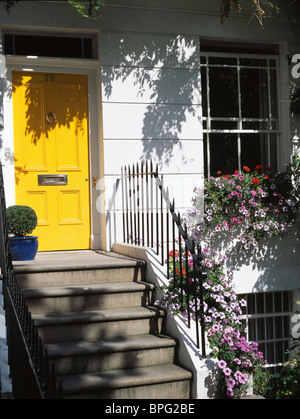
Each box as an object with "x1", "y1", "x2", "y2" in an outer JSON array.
[{"x1": 101, "y1": 31, "x2": 204, "y2": 246}]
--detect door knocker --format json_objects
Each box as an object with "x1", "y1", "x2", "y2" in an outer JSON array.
[{"x1": 46, "y1": 111, "x2": 57, "y2": 124}]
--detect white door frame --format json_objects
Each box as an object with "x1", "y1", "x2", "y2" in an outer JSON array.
[{"x1": 3, "y1": 55, "x2": 103, "y2": 250}]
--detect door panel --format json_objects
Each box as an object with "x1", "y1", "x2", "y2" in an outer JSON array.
[{"x1": 13, "y1": 71, "x2": 91, "y2": 251}]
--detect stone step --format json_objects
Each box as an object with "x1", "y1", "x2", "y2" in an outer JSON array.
[
  {"x1": 15, "y1": 265, "x2": 144, "y2": 289},
  {"x1": 33, "y1": 306, "x2": 165, "y2": 343},
  {"x1": 13, "y1": 251, "x2": 145, "y2": 288},
  {"x1": 22, "y1": 282, "x2": 155, "y2": 313},
  {"x1": 60, "y1": 364, "x2": 192, "y2": 399},
  {"x1": 45, "y1": 334, "x2": 177, "y2": 375}
]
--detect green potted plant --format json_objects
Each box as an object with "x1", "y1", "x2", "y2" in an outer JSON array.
[{"x1": 6, "y1": 205, "x2": 38, "y2": 261}]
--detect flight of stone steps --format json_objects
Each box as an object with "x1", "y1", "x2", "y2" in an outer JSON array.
[{"x1": 13, "y1": 251, "x2": 192, "y2": 399}]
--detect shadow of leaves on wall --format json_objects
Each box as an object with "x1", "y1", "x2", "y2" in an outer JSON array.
[
  {"x1": 100, "y1": 33, "x2": 202, "y2": 168},
  {"x1": 12, "y1": 72, "x2": 87, "y2": 145},
  {"x1": 8, "y1": 72, "x2": 88, "y2": 186},
  {"x1": 215, "y1": 225, "x2": 300, "y2": 293}
]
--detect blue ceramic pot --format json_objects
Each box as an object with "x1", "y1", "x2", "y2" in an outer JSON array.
[{"x1": 9, "y1": 236, "x2": 39, "y2": 261}]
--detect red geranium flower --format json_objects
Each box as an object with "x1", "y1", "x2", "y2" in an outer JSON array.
[
  {"x1": 243, "y1": 166, "x2": 251, "y2": 173},
  {"x1": 254, "y1": 164, "x2": 262, "y2": 172},
  {"x1": 252, "y1": 177, "x2": 260, "y2": 186},
  {"x1": 169, "y1": 250, "x2": 179, "y2": 257}
]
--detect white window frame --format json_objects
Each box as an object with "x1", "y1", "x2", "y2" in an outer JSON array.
[{"x1": 200, "y1": 50, "x2": 281, "y2": 177}]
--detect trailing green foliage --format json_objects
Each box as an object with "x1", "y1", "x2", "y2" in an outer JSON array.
[{"x1": 156, "y1": 157, "x2": 300, "y2": 398}]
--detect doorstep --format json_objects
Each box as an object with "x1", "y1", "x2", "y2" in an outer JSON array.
[{"x1": 12, "y1": 250, "x2": 145, "y2": 274}]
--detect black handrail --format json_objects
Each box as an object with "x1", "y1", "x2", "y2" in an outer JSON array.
[
  {"x1": 121, "y1": 161, "x2": 207, "y2": 357},
  {"x1": 0, "y1": 162, "x2": 62, "y2": 399}
]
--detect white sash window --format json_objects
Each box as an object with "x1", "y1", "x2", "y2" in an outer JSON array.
[{"x1": 200, "y1": 42, "x2": 280, "y2": 177}]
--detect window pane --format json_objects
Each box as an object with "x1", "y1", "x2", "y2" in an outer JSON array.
[
  {"x1": 275, "y1": 341, "x2": 285, "y2": 364},
  {"x1": 284, "y1": 316, "x2": 291, "y2": 337},
  {"x1": 269, "y1": 134, "x2": 278, "y2": 171},
  {"x1": 240, "y1": 134, "x2": 265, "y2": 171},
  {"x1": 266, "y1": 342, "x2": 275, "y2": 364},
  {"x1": 256, "y1": 293, "x2": 265, "y2": 314},
  {"x1": 266, "y1": 317, "x2": 274, "y2": 339},
  {"x1": 204, "y1": 134, "x2": 208, "y2": 176},
  {"x1": 201, "y1": 67, "x2": 208, "y2": 118},
  {"x1": 248, "y1": 318, "x2": 256, "y2": 341},
  {"x1": 239, "y1": 58, "x2": 268, "y2": 67},
  {"x1": 3, "y1": 33, "x2": 96, "y2": 59},
  {"x1": 83, "y1": 38, "x2": 94, "y2": 59},
  {"x1": 265, "y1": 293, "x2": 274, "y2": 313},
  {"x1": 14, "y1": 35, "x2": 83, "y2": 58},
  {"x1": 208, "y1": 57, "x2": 237, "y2": 65},
  {"x1": 240, "y1": 68, "x2": 269, "y2": 118},
  {"x1": 270, "y1": 69, "x2": 278, "y2": 120},
  {"x1": 247, "y1": 294, "x2": 256, "y2": 315},
  {"x1": 274, "y1": 292, "x2": 282, "y2": 312},
  {"x1": 257, "y1": 318, "x2": 265, "y2": 340},
  {"x1": 283, "y1": 292, "x2": 291, "y2": 312},
  {"x1": 209, "y1": 67, "x2": 238, "y2": 117},
  {"x1": 211, "y1": 120, "x2": 237, "y2": 130},
  {"x1": 275, "y1": 317, "x2": 283, "y2": 339},
  {"x1": 3, "y1": 34, "x2": 13, "y2": 54},
  {"x1": 242, "y1": 121, "x2": 268, "y2": 130},
  {"x1": 207, "y1": 134, "x2": 238, "y2": 175}
]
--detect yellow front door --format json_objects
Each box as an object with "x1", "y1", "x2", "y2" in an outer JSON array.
[{"x1": 12, "y1": 71, "x2": 91, "y2": 251}]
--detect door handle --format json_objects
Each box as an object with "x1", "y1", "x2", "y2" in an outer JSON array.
[{"x1": 46, "y1": 111, "x2": 57, "y2": 124}]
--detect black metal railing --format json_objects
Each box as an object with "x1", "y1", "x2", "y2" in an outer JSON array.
[
  {"x1": 0, "y1": 163, "x2": 62, "y2": 399},
  {"x1": 121, "y1": 161, "x2": 207, "y2": 357}
]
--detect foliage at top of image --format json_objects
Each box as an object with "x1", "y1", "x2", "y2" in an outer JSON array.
[
  {"x1": 220, "y1": 0, "x2": 300, "y2": 26},
  {"x1": 2, "y1": 0, "x2": 300, "y2": 25},
  {"x1": 1, "y1": 0, "x2": 104, "y2": 17}
]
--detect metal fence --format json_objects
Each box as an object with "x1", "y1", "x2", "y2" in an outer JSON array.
[
  {"x1": 0, "y1": 163, "x2": 62, "y2": 399},
  {"x1": 121, "y1": 161, "x2": 207, "y2": 356}
]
